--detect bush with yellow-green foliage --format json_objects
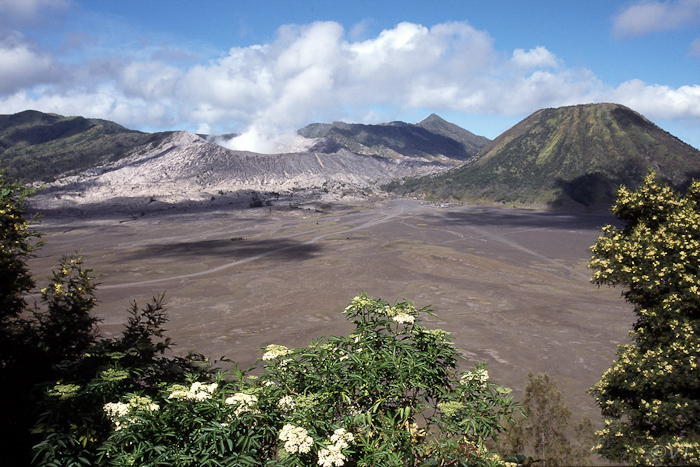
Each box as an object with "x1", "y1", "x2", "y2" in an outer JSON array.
[{"x1": 589, "y1": 172, "x2": 700, "y2": 465}]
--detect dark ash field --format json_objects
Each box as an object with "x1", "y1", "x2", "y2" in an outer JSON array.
[{"x1": 29, "y1": 198, "x2": 633, "y2": 421}]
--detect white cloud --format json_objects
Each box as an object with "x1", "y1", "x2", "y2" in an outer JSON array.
[
  {"x1": 119, "y1": 61, "x2": 182, "y2": 100},
  {"x1": 0, "y1": 84, "x2": 178, "y2": 130},
  {"x1": 690, "y1": 37, "x2": 700, "y2": 57},
  {"x1": 0, "y1": 18, "x2": 698, "y2": 150},
  {"x1": 510, "y1": 46, "x2": 559, "y2": 69},
  {"x1": 612, "y1": 0, "x2": 700, "y2": 38},
  {"x1": 0, "y1": 35, "x2": 57, "y2": 93},
  {"x1": 610, "y1": 79, "x2": 700, "y2": 120}
]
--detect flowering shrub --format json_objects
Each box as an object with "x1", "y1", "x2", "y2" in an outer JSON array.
[
  {"x1": 317, "y1": 428, "x2": 355, "y2": 467},
  {"x1": 89, "y1": 294, "x2": 516, "y2": 466},
  {"x1": 103, "y1": 395, "x2": 160, "y2": 431},
  {"x1": 589, "y1": 172, "x2": 700, "y2": 465},
  {"x1": 168, "y1": 381, "x2": 218, "y2": 401},
  {"x1": 30, "y1": 295, "x2": 214, "y2": 466},
  {"x1": 279, "y1": 424, "x2": 314, "y2": 454}
]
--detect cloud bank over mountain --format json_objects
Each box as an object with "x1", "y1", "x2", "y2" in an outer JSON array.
[{"x1": 0, "y1": 0, "x2": 698, "y2": 151}]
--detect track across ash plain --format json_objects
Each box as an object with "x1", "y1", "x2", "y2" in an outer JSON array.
[{"x1": 29, "y1": 198, "x2": 633, "y2": 421}]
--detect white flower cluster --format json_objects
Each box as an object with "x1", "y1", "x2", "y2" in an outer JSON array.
[
  {"x1": 318, "y1": 428, "x2": 354, "y2": 467},
  {"x1": 169, "y1": 382, "x2": 218, "y2": 401},
  {"x1": 262, "y1": 344, "x2": 293, "y2": 361},
  {"x1": 103, "y1": 395, "x2": 159, "y2": 431},
  {"x1": 460, "y1": 368, "x2": 489, "y2": 388},
  {"x1": 277, "y1": 395, "x2": 295, "y2": 412},
  {"x1": 225, "y1": 392, "x2": 259, "y2": 416},
  {"x1": 345, "y1": 295, "x2": 373, "y2": 310},
  {"x1": 279, "y1": 423, "x2": 314, "y2": 454},
  {"x1": 330, "y1": 428, "x2": 354, "y2": 447},
  {"x1": 392, "y1": 312, "x2": 415, "y2": 324},
  {"x1": 318, "y1": 445, "x2": 345, "y2": 467},
  {"x1": 103, "y1": 401, "x2": 130, "y2": 419}
]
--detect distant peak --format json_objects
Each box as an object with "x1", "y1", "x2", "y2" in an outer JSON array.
[{"x1": 419, "y1": 113, "x2": 446, "y2": 125}]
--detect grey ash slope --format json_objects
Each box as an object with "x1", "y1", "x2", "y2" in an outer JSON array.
[
  {"x1": 9, "y1": 110, "x2": 485, "y2": 214},
  {"x1": 33, "y1": 131, "x2": 452, "y2": 214}
]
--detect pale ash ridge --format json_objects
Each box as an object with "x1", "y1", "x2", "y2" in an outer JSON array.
[{"x1": 34, "y1": 131, "x2": 451, "y2": 212}]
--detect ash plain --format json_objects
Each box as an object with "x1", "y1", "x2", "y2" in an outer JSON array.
[{"x1": 29, "y1": 197, "x2": 632, "y2": 422}]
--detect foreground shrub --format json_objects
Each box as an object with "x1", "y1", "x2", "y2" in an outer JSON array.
[
  {"x1": 31, "y1": 293, "x2": 213, "y2": 466},
  {"x1": 92, "y1": 294, "x2": 517, "y2": 466}
]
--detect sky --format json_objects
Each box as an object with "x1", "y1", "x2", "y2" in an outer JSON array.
[{"x1": 1, "y1": 0, "x2": 699, "y2": 153}]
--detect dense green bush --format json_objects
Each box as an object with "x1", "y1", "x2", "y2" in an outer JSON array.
[
  {"x1": 0, "y1": 172, "x2": 45, "y2": 464},
  {"x1": 30, "y1": 292, "x2": 213, "y2": 466},
  {"x1": 589, "y1": 172, "x2": 700, "y2": 465},
  {"x1": 74, "y1": 295, "x2": 516, "y2": 466}
]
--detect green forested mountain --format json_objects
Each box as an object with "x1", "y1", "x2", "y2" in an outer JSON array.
[
  {"x1": 0, "y1": 110, "x2": 171, "y2": 182},
  {"x1": 386, "y1": 103, "x2": 700, "y2": 210},
  {"x1": 297, "y1": 114, "x2": 490, "y2": 160}
]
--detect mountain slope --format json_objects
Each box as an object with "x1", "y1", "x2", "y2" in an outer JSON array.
[
  {"x1": 416, "y1": 114, "x2": 491, "y2": 156},
  {"x1": 0, "y1": 110, "x2": 171, "y2": 182},
  {"x1": 34, "y1": 131, "x2": 451, "y2": 214},
  {"x1": 387, "y1": 103, "x2": 700, "y2": 209},
  {"x1": 297, "y1": 115, "x2": 489, "y2": 161}
]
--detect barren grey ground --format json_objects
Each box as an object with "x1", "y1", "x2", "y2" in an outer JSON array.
[{"x1": 29, "y1": 198, "x2": 632, "y2": 423}]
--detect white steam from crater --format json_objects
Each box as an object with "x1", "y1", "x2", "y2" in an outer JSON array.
[{"x1": 217, "y1": 127, "x2": 317, "y2": 154}]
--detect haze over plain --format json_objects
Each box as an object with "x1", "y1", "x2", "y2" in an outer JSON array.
[{"x1": 0, "y1": 0, "x2": 698, "y2": 151}]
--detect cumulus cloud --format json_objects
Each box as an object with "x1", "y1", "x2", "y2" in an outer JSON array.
[
  {"x1": 610, "y1": 80, "x2": 700, "y2": 120},
  {"x1": 510, "y1": 46, "x2": 560, "y2": 69},
  {"x1": 0, "y1": 84, "x2": 180, "y2": 131},
  {"x1": 119, "y1": 61, "x2": 182, "y2": 100},
  {"x1": 0, "y1": 17, "x2": 698, "y2": 151},
  {"x1": 0, "y1": 34, "x2": 58, "y2": 93},
  {"x1": 612, "y1": 0, "x2": 700, "y2": 38}
]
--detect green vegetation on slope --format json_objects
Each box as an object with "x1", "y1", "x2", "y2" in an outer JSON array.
[
  {"x1": 0, "y1": 110, "x2": 171, "y2": 182},
  {"x1": 386, "y1": 104, "x2": 700, "y2": 210}
]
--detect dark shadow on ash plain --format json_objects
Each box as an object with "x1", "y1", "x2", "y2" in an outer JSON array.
[
  {"x1": 419, "y1": 207, "x2": 621, "y2": 231},
  {"x1": 116, "y1": 238, "x2": 322, "y2": 263}
]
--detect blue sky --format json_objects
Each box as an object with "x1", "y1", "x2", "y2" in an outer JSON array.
[{"x1": 1, "y1": 0, "x2": 698, "y2": 152}]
